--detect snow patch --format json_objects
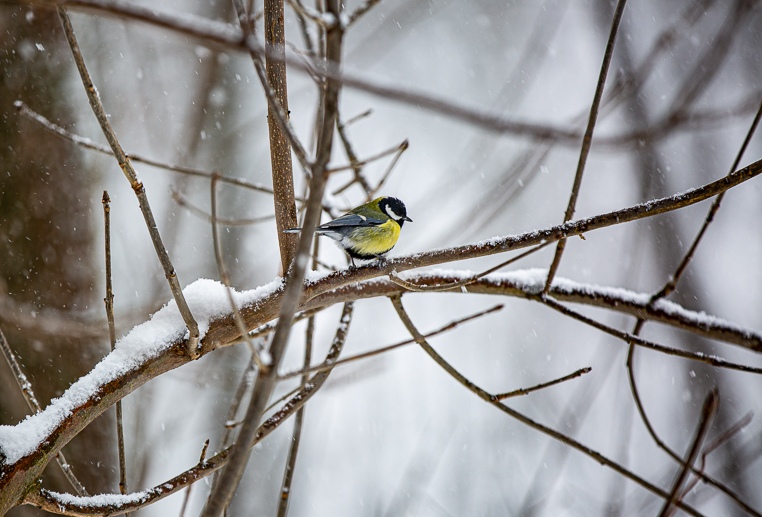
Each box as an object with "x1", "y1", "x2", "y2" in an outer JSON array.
[{"x1": 0, "y1": 278, "x2": 283, "y2": 465}]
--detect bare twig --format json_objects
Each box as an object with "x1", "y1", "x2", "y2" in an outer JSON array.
[
  {"x1": 208, "y1": 353, "x2": 258, "y2": 495},
  {"x1": 210, "y1": 174, "x2": 264, "y2": 368},
  {"x1": 654, "y1": 97, "x2": 762, "y2": 301},
  {"x1": 13, "y1": 101, "x2": 282, "y2": 197},
  {"x1": 277, "y1": 234, "x2": 321, "y2": 516},
  {"x1": 388, "y1": 241, "x2": 552, "y2": 293},
  {"x1": 388, "y1": 295, "x2": 704, "y2": 517},
  {"x1": 344, "y1": 0, "x2": 381, "y2": 27},
  {"x1": 368, "y1": 139, "x2": 408, "y2": 199},
  {"x1": 657, "y1": 390, "x2": 719, "y2": 517},
  {"x1": 279, "y1": 303, "x2": 504, "y2": 380},
  {"x1": 56, "y1": 7, "x2": 200, "y2": 358},
  {"x1": 331, "y1": 139, "x2": 409, "y2": 194},
  {"x1": 330, "y1": 119, "x2": 407, "y2": 196},
  {"x1": 286, "y1": 0, "x2": 334, "y2": 28},
  {"x1": 682, "y1": 413, "x2": 754, "y2": 498},
  {"x1": 0, "y1": 328, "x2": 41, "y2": 415},
  {"x1": 544, "y1": 0, "x2": 628, "y2": 292},
  {"x1": 102, "y1": 191, "x2": 127, "y2": 497},
  {"x1": 26, "y1": 0, "x2": 753, "y2": 148},
  {"x1": 495, "y1": 367, "x2": 592, "y2": 400},
  {"x1": 332, "y1": 115, "x2": 373, "y2": 195},
  {"x1": 201, "y1": 2, "x2": 344, "y2": 513},
  {"x1": 179, "y1": 439, "x2": 210, "y2": 517},
  {"x1": 537, "y1": 295, "x2": 762, "y2": 374},
  {"x1": 171, "y1": 188, "x2": 276, "y2": 226}
]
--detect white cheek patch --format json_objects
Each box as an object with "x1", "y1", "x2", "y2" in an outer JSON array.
[{"x1": 384, "y1": 205, "x2": 402, "y2": 221}]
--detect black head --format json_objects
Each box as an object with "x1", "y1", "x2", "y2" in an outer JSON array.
[{"x1": 379, "y1": 197, "x2": 412, "y2": 226}]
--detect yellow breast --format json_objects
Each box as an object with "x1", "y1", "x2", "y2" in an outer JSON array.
[{"x1": 350, "y1": 219, "x2": 401, "y2": 257}]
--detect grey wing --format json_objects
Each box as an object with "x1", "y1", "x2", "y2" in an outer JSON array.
[{"x1": 317, "y1": 213, "x2": 384, "y2": 230}]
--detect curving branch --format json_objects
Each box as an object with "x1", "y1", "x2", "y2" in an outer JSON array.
[
  {"x1": 22, "y1": 0, "x2": 754, "y2": 148},
  {"x1": 2, "y1": 157, "x2": 762, "y2": 513}
]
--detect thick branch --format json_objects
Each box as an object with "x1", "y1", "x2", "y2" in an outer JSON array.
[
  {"x1": 264, "y1": 0, "x2": 298, "y2": 271},
  {"x1": 2, "y1": 158, "x2": 761, "y2": 512}
]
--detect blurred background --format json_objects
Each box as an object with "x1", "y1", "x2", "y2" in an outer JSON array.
[{"x1": 2, "y1": 0, "x2": 762, "y2": 515}]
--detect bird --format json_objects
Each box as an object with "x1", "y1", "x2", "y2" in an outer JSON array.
[{"x1": 285, "y1": 196, "x2": 412, "y2": 266}]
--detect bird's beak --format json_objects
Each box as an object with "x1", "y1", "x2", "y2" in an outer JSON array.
[{"x1": 404, "y1": 216, "x2": 413, "y2": 222}]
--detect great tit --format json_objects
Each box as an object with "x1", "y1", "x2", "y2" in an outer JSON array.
[{"x1": 285, "y1": 196, "x2": 412, "y2": 266}]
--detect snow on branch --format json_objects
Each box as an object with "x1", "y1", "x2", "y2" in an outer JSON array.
[{"x1": 0, "y1": 279, "x2": 282, "y2": 465}]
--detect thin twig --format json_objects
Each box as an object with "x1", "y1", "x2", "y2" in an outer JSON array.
[
  {"x1": 286, "y1": 0, "x2": 334, "y2": 28},
  {"x1": 343, "y1": 109, "x2": 372, "y2": 127},
  {"x1": 622, "y1": 98, "x2": 762, "y2": 516},
  {"x1": 0, "y1": 328, "x2": 41, "y2": 414},
  {"x1": 657, "y1": 389, "x2": 719, "y2": 517},
  {"x1": 102, "y1": 192, "x2": 127, "y2": 497},
  {"x1": 331, "y1": 117, "x2": 378, "y2": 195},
  {"x1": 210, "y1": 174, "x2": 264, "y2": 369},
  {"x1": 344, "y1": 0, "x2": 381, "y2": 27},
  {"x1": 56, "y1": 7, "x2": 200, "y2": 358},
  {"x1": 367, "y1": 140, "x2": 408, "y2": 199},
  {"x1": 388, "y1": 241, "x2": 552, "y2": 293},
  {"x1": 179, "y1": 439, "x2": 210, "y2": 517},
  {"x1": 209, "y1": 353, "x2": 258, "y2": 495},
  {"x1": 27, "y1": 0, "x2": 753, "y2": 148},
  {"x1": 654, "y1": 97, "x2": 762, "y2": 301},
  {"x1": 201, "y1": 1, "x2": 344, "y2": 513},
  {"x1": 388, "y1": 295, "x2": 704, "y2": 517},
  {"x1": 544, "y1": 0, "x2": 628, "y2": 292},
  {"x1": 13, "y1": 101, "x2": 282, "y2": 197},
  {"x1": 171, "y1": 188, "x2": 276, "y2": 227},
  {"x1": 538, "y1": 295, "x2": 762, "y2": 375},
  {"x1": 277, "y1": 239, "x2": 316, "y2": 516},
  {"x1": 681, "y1": 413, "x2": 754, "y2": 498},
  {"x1": 495, "y1": 367, "x2": 592, "y2": 400},
  {"x1": 292, "y1": 0, "x2": 316, "y2": 57},
  {"x1": 279, "y1": 303, "x2": 504, "y2": 380}
]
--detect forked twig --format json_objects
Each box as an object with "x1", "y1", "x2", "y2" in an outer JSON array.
[
  {"x1": 623, "y1": 97, "x2": 762, "y2": 516},
  {"x1": 388, "y1": 295, "x2": 703, "y2": 517},
  {"x1": 179, "y1": 440, "x2": 210, "y2": 517},
  {"x1": 657, "y1": 390, "x2": 719, "y2": 517}
]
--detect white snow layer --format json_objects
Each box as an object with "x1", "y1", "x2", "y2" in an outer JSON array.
[{"x1": 0, "y1": 278, "x2": 283, "y2": 466}]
